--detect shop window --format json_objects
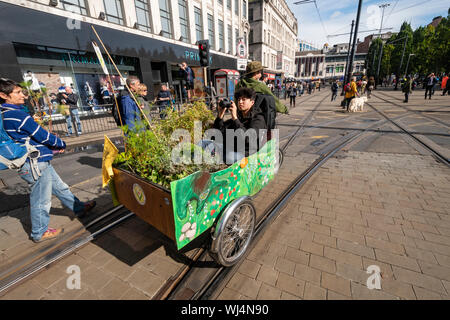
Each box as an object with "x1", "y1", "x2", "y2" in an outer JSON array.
[
  {"x1": 103, "y1": 0, "x2": 125, "y2": 25},
  {"x1": 194, "y1": 7, "x2": 203, "y2": 42},
  {"x1": 243, "y1": 0, "x2": 247, "y2": 19},
  {"x1": 135, "y1": 0, "x2": 151, "y2": 32},
  {"x1": 178, "y1": 0, "x2": 190, "y2": 43},
  {"x1": 227, "y1": 0, "x2": 231, "y2": 10},
  {"x1": 235, "y1": 0, "x2": 238, "y2": 15},
  {"x1": 159, "y1": 0, "x2": 173, "y2": 38}
]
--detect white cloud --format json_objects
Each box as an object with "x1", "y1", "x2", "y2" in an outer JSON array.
[{"x1": 330, "y1": 11, "x2": 342, "y2": 19}]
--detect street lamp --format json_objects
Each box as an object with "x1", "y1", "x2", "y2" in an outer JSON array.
[{"x1": 405, "y1": 53, "x2": 415, "y2": 76}]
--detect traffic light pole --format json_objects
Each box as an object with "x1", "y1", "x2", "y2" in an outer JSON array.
[{"x1": 345, "y1": 0, "x2": 363, "y2": 91}]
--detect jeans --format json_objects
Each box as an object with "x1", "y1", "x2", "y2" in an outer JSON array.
[
  {"x1": 331, "y1": 91, "x2": 338, "y2": 101},
  {"x1": 425, "y1": 85, "x2": 434, "y2": 99},
  {"x1": 18, "y1": 161, "x2": 84, "y2": 241},
  {"x1": 66, "y1": 108, "x2": 82, "y2": 134},
  {"x1": 159, "y1": 105, "x2": 169, "y2": 119},
  {"x1": 289, "y1": 96, "x2": 296, "y2": 107}
]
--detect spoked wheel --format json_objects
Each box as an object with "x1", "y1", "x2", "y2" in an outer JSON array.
[{"x1": 209, "y1": 197, "x2": 256, "y2": 267}]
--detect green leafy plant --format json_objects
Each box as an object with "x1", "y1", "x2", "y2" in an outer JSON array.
[{"x1": 114, "y1": 101, "x2": 226, "y2": 189}]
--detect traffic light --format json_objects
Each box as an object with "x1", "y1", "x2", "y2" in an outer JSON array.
[{"x1": 198, "y1": 40, "x2": 210, "y2": 67}]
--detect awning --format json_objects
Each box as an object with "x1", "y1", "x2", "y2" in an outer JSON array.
[{"x1": 214, "y1": 69, "x2": 240, "y2": 77}]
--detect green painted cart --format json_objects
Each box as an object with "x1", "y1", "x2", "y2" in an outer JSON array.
[{"x1": 112, "y1": 139, "x2": 281, "y2": 266}]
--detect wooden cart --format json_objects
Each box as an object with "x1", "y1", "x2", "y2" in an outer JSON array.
[{"x1": 112, "y1": 139, "x2": 281, "y2": 266}]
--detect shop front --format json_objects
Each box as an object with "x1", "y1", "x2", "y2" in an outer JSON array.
[{"x1": 0, "y1": 2, "x2": 238, "y2": 102}]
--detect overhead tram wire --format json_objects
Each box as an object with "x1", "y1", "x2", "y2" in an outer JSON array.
[{"x1": 294, "y1": 0, "x2": 329, "y2": 40}]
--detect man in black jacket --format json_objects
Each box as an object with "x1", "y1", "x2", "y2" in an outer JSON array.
[
  {"x1": 213, "y1": 87, "x2": 267, "y2": 164},
  {"x1": 59, "y1": 86, "x2": 82, "y2": 136}
]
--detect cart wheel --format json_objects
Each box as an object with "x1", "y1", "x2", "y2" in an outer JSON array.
[{"x1": 209, "y1": 197, "x2": 256, "y2": 267}]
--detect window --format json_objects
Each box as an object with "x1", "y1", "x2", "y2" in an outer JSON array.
[
  {"x1": 207, "y1": 14, "x2": 215, "y2": 49},
  {"x1": 178, "y1": 0, "x2": 190, "y2": 43},
  {"x1": 58, "y1": 0, "x2": 88, "y2": 15},
  {"x1": 227, "y1": 0, "x2": 231, "y2": 10},
  {"x1": 243, "y1": 0, "x2": 247, "y2": 19},
  {"x1": 103, "y1": 0, "x2": 124, "y2": 25},
  {"x1": 194, "y1": 7, "x2": 203, "y2": 42},
  {"x1": 249, "y1": 30, "x2": 253, "y2": 44},
  {"x1": 227, "y1": 24, "x2": 232, "y2": 53},
  {"x1": 235, "y1": 28, "x2": 239, "y2": 46},
  {"x1": 135, "y1": 0, "x2": 151, "y2": 32},
  {"x1": 218, "y1": 20, "x2": 224, "y2": 52},
  {"x1": 235, "y1": 0, "x2": 239, "y2": 15},
  {"x1": 159, "y1": 0, "x2": 173, "y2": 38},
  {"x1": 218, "y1": 0, "x2": 223, "y2": 5}
]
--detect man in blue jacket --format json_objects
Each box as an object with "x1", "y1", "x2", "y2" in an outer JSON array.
[
  {"x1": 120, "y1": 76, "x2": 144, "y2": 131},
  {"x1": 0, "y1": 78, "x2": 96, "y2": 243}
]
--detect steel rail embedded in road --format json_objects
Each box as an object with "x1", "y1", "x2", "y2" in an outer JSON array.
[{"x1": 0, "y1": 205, "x2": 130, "y2": 295}]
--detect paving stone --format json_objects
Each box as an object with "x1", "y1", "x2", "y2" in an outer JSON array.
[
  {"x1": 321, "y1": 272, "x2": 351, "y2": 297},
  {"x1": 309, "y1": 254, "x2": 336, "y2": 274},
  {"x1": 1, "y1": 280, "x2": 45, "y2": 300},
  {"x1": 284, "y1": 247, "x2": 310, "y2": 266},
  {"x1": 276, "y1": 272, "x2": 305, "y2": 298},
  {"x1": 256, "y1": 265, "x2": 279, "y2": 287},
  {"x1": 351, "y1": 282, "x2": 399, "y2": 300},
  {"x1": 227, "y1": 272, "x2": 262, "y2": 299},
  {"x1": 392, "y1": 266, "x2": 446, "y2": 295},
  {"x1": 217, "y1": 287, "x2": 244, "y2": 300},
  {"x1": 417, "y1": 260, "x2": 450, "y2": 282},
  {"x1": 98, "y1": 278, "x2": 130, "y2": 299},
  {"x1": 238, "y1": 259, "x2": 261, "y2": 279},
  {"x1": 337, "y1": 239, "x2": 375, "y2": 259},
  {"x1": 366, "y1": 236, "x2": 405, "y2": 255},
  {"x1": 374, "y1": 249, "x2": 421, "y2": 272},
  {"x1": 413, "y1": 286, "x2": 443, "y2": 300},
  {"x1": 280, "y1": 291, "x2": 302, "y2": 300},
  {"x1": 256, "y1": 283, "x2": 282, "y2": 300},
  {"x1": 127, "y1": 267, "x2": 166, "y2": 298},
  {"x1": 300, "y1": 240, "x2": 324, "y2": 256},
  {"x1": 294, "y1": 263, "x2": 322, "y2": 285},
  {"x1": 119, "y1": 287, "x2": 150, "y2": 300},
  {"x1": 380, "y1": 278, "x2": 416, "y2": 300},
  {"x1": 327, "y1": 290, "x2": 349, "y2": 300},
  {"x1": 313, "y1": 233, "x2": 337, "y2": 248},
  {"x1": 304, "y1": 282, "x2": 327, "y2": 300},
  {"x1": 324, "y1": 246, "x2": 363, "y2": 269},
  {"x1": 275, "y1": 256, "x2": 296, "y2": 276},
  {"x1": 404, "y1": 245, "x2": 438, "y2": 264}
]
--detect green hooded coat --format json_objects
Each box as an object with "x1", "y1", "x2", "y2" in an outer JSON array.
[{"x1": 236, "y1": 77, "x2": 289, "y2": 114}]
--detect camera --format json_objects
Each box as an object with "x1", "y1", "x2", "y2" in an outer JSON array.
[{"x1": 219, "y1": 98, "x2": 232, "y2": 109}]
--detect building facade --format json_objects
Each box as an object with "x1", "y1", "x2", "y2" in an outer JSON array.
[
  {"x1": 0, "y1": 0, "x2": 249, "y2": 100},
  {"x1": 324, "y1": 43, "x2": 366, "y2": 80},
  {"x1": 294, "y1": 50, "x2": 326, "y2": 80},
  {"x1": 248, "y1": 0, "x2": 298, "y2": 78}
]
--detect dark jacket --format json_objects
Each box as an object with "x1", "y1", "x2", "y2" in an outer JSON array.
[
  {"x1": 213, "y1": 104, "x2": 267, "y2": 157},
  {"x1": 64, "y1": 93, "x2": 78, "y2": 110},
  {"x1": 119, "y1": 90, "x2": 142, "y2": 131}
]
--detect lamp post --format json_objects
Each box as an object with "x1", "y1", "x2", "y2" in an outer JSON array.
[{"x1": 405, "y1": 53, "x2": 415, "y2": 76}]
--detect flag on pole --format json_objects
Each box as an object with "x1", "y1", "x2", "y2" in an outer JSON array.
[
  {"x1": 92, "y1": 41, "x2": 109, "y2": 75},
  {"x1": 102, "y1": 135, "x2": 118, "y2": 188}
]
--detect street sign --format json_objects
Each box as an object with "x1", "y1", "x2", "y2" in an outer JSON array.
[
  {"x1": 237, "y1": 58, "x2": 247, "y2": 71},
  {"x1": 237, "y1": 38, "x2": 246, "y2": 59}
]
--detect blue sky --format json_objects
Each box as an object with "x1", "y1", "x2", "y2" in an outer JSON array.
[{"x1": 288, "y1": 0, "x2": 450, "y2": 48}]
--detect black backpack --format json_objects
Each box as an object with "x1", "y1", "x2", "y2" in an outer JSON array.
[
  {"x1": 111, "y1": 97, "x2": 123, "y2": 126},
  {"x1": 254, "y1": 94, "x2": 277, "y2": 130}
]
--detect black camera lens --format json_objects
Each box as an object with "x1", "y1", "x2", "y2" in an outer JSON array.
[{"x1": 219, "y1": 98, "x2": 232, "y2": 109}]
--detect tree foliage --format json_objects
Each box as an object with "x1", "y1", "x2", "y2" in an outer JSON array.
[{"x1": 366, "y1": 9, "x2": 450, "y2": 78}]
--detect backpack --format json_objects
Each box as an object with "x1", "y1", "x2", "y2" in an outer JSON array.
[
  {"x1": 0, "y1": 107, "x2": 37, "y2": 170},
  {"x1": 111, "y1": 96, "x2": 124, "y2": 126},
  {"x1": 344, "y1": 83, "x2": 352, "y2": 92},
  {"x1": 254, "y1": 94, "x2": 277, "y2": 130}
]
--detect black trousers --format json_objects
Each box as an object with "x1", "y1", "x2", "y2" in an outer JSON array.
[
  {"x1": 404, "y1": 93, "x2": 409, "y2": 102},
  {"x1": 345, "y1": 96, "x2": 355, "y2": 111},
  {"x1": 425, "y1": 85, "x2": 434, "y2": 99},
  {"x1": 290, "y1": 96, "x2": 296, "y2": 106},
  {"x1": 331, "y1": 91, "x2": 338, "y2": 101}
]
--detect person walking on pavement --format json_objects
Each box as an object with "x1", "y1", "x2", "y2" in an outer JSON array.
[
  {"x1": 402, "y1": 76, "x2": 412, "y2": 103},
  {"x1": 0, "y1": 79, "x2": 96, "y2": 243},
  {"x1": 367, "y1": 76, "x2": 375, "y2": 99},
  {"x1": 289, "y1": 84, "x2": 297, "y2": 108},
  {"x1": 137, "y1": 83, "x2": 152, "y2": 119},
  {"x1": 236, "y1": 61, "x2": 288, "y2": 114},
  {"x1": 331, "y1": 80, "x2": 339, "y2": 101},
  {"x1": 344, "y1": 77, "x2": 359, "y2": 112},
  {"x1": 441, "y1": 74, "x2": 448, "y2": 96},
  {"x1": 60, "y1": 86, "x2": 82, "y2": 136},
  {"x1": 424, "y1": 73, "x2": 437, "y2": 100}
]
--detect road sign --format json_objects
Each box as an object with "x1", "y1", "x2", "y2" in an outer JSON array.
[
  {"x1": 237, "y1": 58, "x2": 247, "y2": 71},
  {"x1": 237, "y1": 38, "x2": 246, "y2": 59}
]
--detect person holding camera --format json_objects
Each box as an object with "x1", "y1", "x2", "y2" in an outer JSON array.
[
  {"x1": 211, "y1": 87, "x2": 267, "y2": 164},
  {"x1": 179, "y1": 62, "x2": 194, "y2": 101}
]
